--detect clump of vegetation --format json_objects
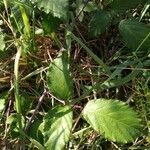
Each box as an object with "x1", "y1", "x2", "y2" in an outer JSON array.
[{"x1": 0, "y1": 0, "x2": 150, "y2": 149}]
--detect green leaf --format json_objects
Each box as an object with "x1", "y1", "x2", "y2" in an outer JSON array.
[
  {"x1": 10, "y1": 1, "x2": 32, "y2": 35},
  {"x1": 42, "y1": 13, "x2": 61, "y2": 34},
  {"x1": 75, "y1": 0, "x2": 98, "y2": 21},
  {"x1": 28, "y1": 119, "x2": 44, "y2": 144},
  {"x1": 6, "y1": 113, "x2": 25, "y2": 138},
  {"x1": 14, "y1": 93, "x2": 33, "y2": 115},
  {"x1": 83, "y1": 99, "x2": 142, "y2": 143},
  {"x1": 0, "y1": 33, "x2": 5, "y2": 51},
  {"x1": 104, "y1": 0, "x2": 114, "y2": 5},
  {"x1": 32, "y1": 0, "x2": 69, "y2": 19},
  {"x1": 84, "y1": 1, "x2": 98, "y2": 12},
  {"x1": 43, "y1": 105, "x2": 73, "y2": 150},
  {"x1": 0, "y1": 98, "x2": 5, "y2": 113},
  {"x1": 29, "y1": 138, "x2": 45, "y2": 150},
  {"x1": 88, "y1": 10, "x2": 112, "y2": 37},
  {"x1": 0, "y1": 92, "x2": 7, "y2": 112},
  {"x1": 0, "y1": 0, "x2": 4, "y2": 9},
  {"x1": 108, "y1": 0, "x2": 142, "y2": 13},
  {"x1": 119, "y1": 19, "x2": 150, "y2": 51},
  {"x1": 47, "y1": 51, "x2": 73, "y2": 100},
  {"x1": 0, "y1": 91, "x2": 8, "y2": 119},
  {"x1": 20, "y1": 93, "x2": 33, "y2": 115}
]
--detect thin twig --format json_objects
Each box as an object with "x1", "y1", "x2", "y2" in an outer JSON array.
[
  {"x1": 47, "y1": 91, "x2": 66, "y2": 105},
  {"x1": 25, "y1": 89, "x2": 47, "y2": 131},
  {"x1": 72, "y1": 111, "x2": 83, "y2": 131},
  {"x1": 70, "y1": 0, "x2": 90, "y2": 29},
  {"x1": 74, "y1": 0, "x2": 90, "y2": 21}
]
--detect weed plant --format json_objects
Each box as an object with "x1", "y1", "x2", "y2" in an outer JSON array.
[{"x1": 0, "y1": 0, "x2": 150, "y2": 149}]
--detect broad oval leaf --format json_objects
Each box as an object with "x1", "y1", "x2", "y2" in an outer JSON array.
[
  {"x1": 83, "y1": 99, "x2": 142, "y2": 143},
  {"x1": 88, "y1": 10, "x2": 112, "y2": 37},
  {"x1": 43, "y1": 105, "x2": 73, "y2": 150},
  {"x1": 108, "y1": 0, "x2": 142, "y2": 13},
  {"x1": 119, "y1": 19, "x2": 150, "y2": 51},
  {"x1": 32, "y1": 0, "x2": 69, "y2": 19},
  {"x1": 47, "y1": 51, "x2": 73, "y2": 100}
]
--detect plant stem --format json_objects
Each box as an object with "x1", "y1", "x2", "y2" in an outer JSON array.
[
  {"x1": 14, "y1": 46, "x2": 22, "y2": 131},
  {"x1": 73, "y1": 126, "x2": 91, "y2": 136},
  {"x1": 19, "y1": 4, "x2": 31, "y2": 37},
  {"x1": 14, "y1": 47, "x2": 22, "y2": 113},
  {"x1": 69, "y1": 32, "x2": 111, "y2": 75},
  {"x1": 51, "y1": 32, "x2": 62, "y2": 48},
  {"x1": 71, "y1": 63, "x2": 141, "y2": 105},
  {"x1": 19, "y1": 127, "x2": 45, "y2": 150},
  {"x1": 25, "y1": 89, "x2": 47, "y2": 131}
]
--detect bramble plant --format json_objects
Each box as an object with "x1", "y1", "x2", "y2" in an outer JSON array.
[{"x1": 0, "y1": 0, "x2": 150, "y2": 149}]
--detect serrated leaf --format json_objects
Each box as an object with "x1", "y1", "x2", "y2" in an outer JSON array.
[
  {"x1": 88, "y1": 10, "x2": 112, "y2": 37},
  {"x1": 108, "y1": 0, "x2": 142, "y2": 13},
  {"x1": 83, "y1": 99, "x2": 142, "y2": 143},
  {"x1": 47, "y1": 51, "x2": 73, "y2": 100},
  {"x1": 0, "y1": 33, "x2": 5, "y2": 51},
  {"x1": 43, "y1": 105, "x2": 73, "y2": 150},
  {"x1": 32, "y1": 0, "x2": 69, "y2": 19},
  {"x1": 119, "y1": 19, "x2": 150, "y2": 51}
]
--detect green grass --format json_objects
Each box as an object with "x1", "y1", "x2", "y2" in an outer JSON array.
[{"x1": 0, "y1": 0, "x2": 150, "y2": 149}]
